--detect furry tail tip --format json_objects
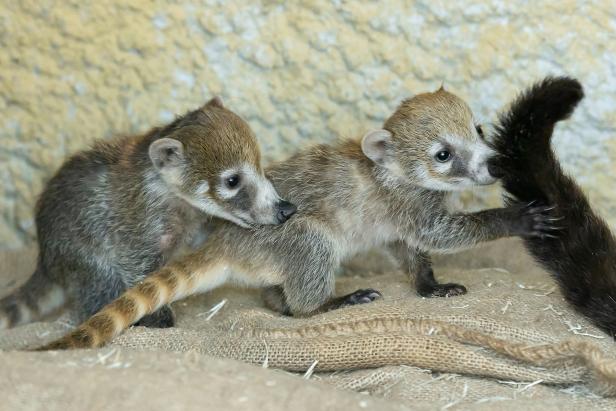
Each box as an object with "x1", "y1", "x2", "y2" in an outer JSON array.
[
  {"x1": 501, "y1": 76, "x2": 584, "y2": 133},
  {"x1": 488, "y1": 77, "x2": 584, "y2": 181}
]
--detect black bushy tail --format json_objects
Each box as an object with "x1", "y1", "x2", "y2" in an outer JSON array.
[
  {"x1": 490, "y1": 76, "x2": 616, "y2": 336},
  {"x1": 0, "y1": 265, "x2": 66, "y2": 329}
]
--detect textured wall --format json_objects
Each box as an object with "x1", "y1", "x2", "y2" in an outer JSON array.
[{"x1": 1, "y1": 1, "x2": 615, "y2": 249}]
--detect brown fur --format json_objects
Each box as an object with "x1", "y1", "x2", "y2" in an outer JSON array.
[
  {"x1": 38, "y1": 88, "x2": 556, "y2": 350},
  {"x1": 2, "y1": 97, "x2": 290, "y2": 330}
]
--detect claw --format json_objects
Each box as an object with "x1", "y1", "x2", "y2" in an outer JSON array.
[
  {"x1": 342, "y1": 289, "x2": 382, "y2": 306},
  {"x1": 510, "y1": 201, "x2": 563, "y2": 240},
  {"x1": 535, "y1": 224, "x2": 565, "y2": 231},
  {"x1": 540, "y1": 233, "x2": 559, "y2": 239},
  {"x1": 528, "y1": 206, "x2": 554, "y2": 214}
]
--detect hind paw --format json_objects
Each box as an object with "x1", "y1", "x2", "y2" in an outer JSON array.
[
  {"x1": 327, "y1": 289, "x2": 382, "y2": 311},
  {"x1": 341, "y1": 289, "x2": 382, "y2": 305},
  {"x1": 135, "y1": 305, "x2": 175, "y2": 328}
]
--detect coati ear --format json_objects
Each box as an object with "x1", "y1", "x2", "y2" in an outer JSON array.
[
  {"x1": 361, "y1": 129, "x2": 392, "y2": 165},
  {"x1": 438, "y1": 81, "x2": 446, "y2": 92},
  {"x1": 149, "y1": 138, "x2": 184, "y2": 170},
  {"x1": 205, "y1": 96, "x2": 224, "y2": 109}
]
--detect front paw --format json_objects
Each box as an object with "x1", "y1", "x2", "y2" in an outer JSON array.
[
  {"x1": 418, "y1": 283, "x2": 467, "y2": 298},
  {"x1": 507, "y1": 201, "x2": 562, "y2": 239}
]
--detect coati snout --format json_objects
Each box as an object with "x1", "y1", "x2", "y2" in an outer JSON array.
[
  {"x1": 211, "y1": 165, "x2": 296, "y2": 226},
  {"x1": 148, "y1": 97, "x2": 294, "y2": 227}
]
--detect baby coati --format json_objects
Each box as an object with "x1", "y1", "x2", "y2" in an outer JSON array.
[
  {"x1": 39, "y1": 86, "x2": 556, "y2": 350},
  {"x1": 489, "y1": 76, "x2": 616, "y2": 337},
  {"x1": 0, "y1": 97, "x2": 296, "y2": 330}
]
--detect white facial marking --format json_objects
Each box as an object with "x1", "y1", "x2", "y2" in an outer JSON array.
[
  {"x1": 429, "y1": 141, "x2": 453, "y2": 174},
  {"x1": 217, "y1": 169, "x2": 240, "y2": 200},
  {"x1": 416, "y1": 135, "x2": 469, "y2": 191},
  {"x1": 177, "y1": 192, "x2": 250, "y2": 228},
  {"x1": 249, "y1": 173, "x2": 279, "y2": 212},
  {"x1": 241, "y1": 164, "x2": 281, "y2": 221},
  {"x1": 468, "y1": 140, "x2": 496, "y2": 185},
  {"x1": 179, "y1": 163, "x2": 283, "y2": 227}
]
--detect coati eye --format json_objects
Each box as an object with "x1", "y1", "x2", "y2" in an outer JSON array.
[
  {"x1": 475, "y1": 124, "x2": 484, "y2": 139},
  {"x1": 225, "y1": 175, "x2": 240, "y2": 188},
  {"x1": 435, "y1": 150, "x2": 451, "y2": 162}
]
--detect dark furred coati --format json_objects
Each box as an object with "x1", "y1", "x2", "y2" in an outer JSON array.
[{"x1": 489, "y1": 76, "x2": 616, "y2": 337}]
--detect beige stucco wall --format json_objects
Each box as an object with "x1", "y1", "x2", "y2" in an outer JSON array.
[{"x1": 1, "y1": 1, "x2": 615, "y2": 249}]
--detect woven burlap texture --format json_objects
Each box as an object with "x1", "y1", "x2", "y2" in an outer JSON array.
[{"x1": 2, "y1": 238, "x2": 616, "y2": 411}]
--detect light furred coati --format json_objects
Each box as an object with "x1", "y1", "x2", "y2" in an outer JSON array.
[
  {"x1": 38, "y1": 86, "x2": 556, "y2": 350},
  {"x1": 0, "y1": 97, "x2": 295, "y2": 330}
]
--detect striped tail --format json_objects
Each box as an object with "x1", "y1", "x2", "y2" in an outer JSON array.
[
  {"x1": 36, "y1": 259, "x2": 202, "y2": 350},
  {"x1": 0, "y1": 266, "x2": 66, "y2": 329}
]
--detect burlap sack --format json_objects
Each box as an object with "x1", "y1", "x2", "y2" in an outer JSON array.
[{"x1": 2, "y1": 238, "x2": 616, "y2": 410}]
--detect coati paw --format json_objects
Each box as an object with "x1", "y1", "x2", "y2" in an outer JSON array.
[
  {"x1": 324, "y1": 289, "x2": 382, "y2": 312},
  {"x1": 339, "y1": 289, "x2": 383, "y2": 306},
  {"x1": 510, "y1": 201, "x2": 562, "y2": 239},
  {"x1": 134, "y1": 306, "x2": 175, "y2": 328},
  {"x1": 418, "y1": 283, "x2": 467, "y2": 298}
]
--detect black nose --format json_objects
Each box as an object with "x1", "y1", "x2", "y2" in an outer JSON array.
[
  {"x1": 276, "y1": 200, "x2": 297, "y2": 223},
  {"x1": 487, "y1": 157, "x2": 504, "y2": 179}
]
